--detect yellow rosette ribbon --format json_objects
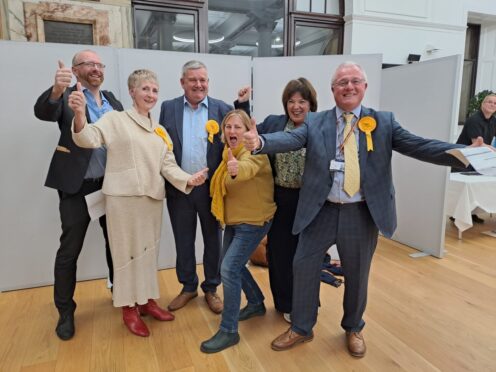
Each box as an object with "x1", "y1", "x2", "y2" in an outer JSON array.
[
  {"x1": 154, "y1": 127, "x2": 173, "y2": 151},
  {"x1": 358, "y1": 116, "x2": 377, "y2": 152},
  {"x1": 205, "y1": 120, "x2": 220, "y2": 144}
]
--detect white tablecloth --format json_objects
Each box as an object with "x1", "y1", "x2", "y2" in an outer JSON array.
[{"x1": 445, "y1": 173, "x2": 496, "y2": 232}]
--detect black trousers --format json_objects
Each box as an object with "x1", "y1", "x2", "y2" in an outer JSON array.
[
  {"x1": 54, "y1": 178, "x2": 113, "y2": 315},
  {"x1": 166, "y1": 182, "x2": 222, "y2": 293},
  {"x1": 267, "y1": 186, "x2": 300, "y2": 313}
]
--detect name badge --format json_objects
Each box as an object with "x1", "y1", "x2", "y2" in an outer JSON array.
[{"x1": 330, "y1": 160, "x2": 344, "y2": 172}]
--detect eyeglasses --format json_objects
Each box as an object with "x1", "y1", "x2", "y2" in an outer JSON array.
[
  {"x1": 74, "y1": 61, "x2": 106, "y2": 69},
  {"x1": 333, "y1": 79, "x2": 365, "y2": 88}
]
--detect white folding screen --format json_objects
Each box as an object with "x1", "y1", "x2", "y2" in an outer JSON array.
[
  {"x1": 0, "y1": 41, "x2": 251, "y2": 291},
  {"x1": 0, "y1": 39, "x2": 460, "y2": 290},
  {"x1": 381, "y1": 55, "x2": 462, "y2": 258}
]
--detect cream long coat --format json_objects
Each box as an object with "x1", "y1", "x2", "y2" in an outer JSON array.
[{"x1": 72, "y1": 108, "x2": 192, "y2": 306}]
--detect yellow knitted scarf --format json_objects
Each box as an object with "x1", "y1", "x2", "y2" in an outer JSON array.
[{"x1": 210, "y1": 144, "x2": 243, "y2": 226}]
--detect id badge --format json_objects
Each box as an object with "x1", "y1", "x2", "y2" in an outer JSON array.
[{"x1": 330, "y1": 160, "x2": 344, "y2": 172}]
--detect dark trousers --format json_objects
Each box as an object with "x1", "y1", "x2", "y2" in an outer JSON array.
[
  {"x1": 55, "y1": 178, "x2": 113, "y2": 315},
  {"x1": 291, "y1": 201, "x2": 378, "y2": 336},
  {"x1": 267, "y1": 186, "x2": 300, "y2": 313},
  {"x1": 166, "y1": 182, "x2": 221, "y2": 293}
]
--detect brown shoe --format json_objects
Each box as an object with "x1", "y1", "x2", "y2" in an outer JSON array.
[
  {"x1": 346, "y1": 331, "x2": 366, "y2": 357},
  {"x1": 205, "y1": 292, "x2": 223, "y2": 314},
  {"x1": 167, "y1": 291, "x2": 198, "y2": 311},
  {"x1": 271, "y1": 327, "x2": 314, "y2": 351}
]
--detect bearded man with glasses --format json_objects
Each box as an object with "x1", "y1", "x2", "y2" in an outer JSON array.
[{"x1": 34, "y1": 49, "x2": 123, "y2": 341}]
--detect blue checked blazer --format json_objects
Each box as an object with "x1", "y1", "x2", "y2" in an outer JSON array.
[{"x1": 258, "y1": 106, "x2": 465, "y2": 238}]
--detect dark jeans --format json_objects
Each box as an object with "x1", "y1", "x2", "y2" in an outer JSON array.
[
  {"x1": 55, "y1": 178, "x2": 113, "y2": 315},
  {"x1": 220, "y1": 221, "x2": 272, "y2": 333}
]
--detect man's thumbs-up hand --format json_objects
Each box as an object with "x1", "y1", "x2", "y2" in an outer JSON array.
[
  {"x1": 243, "y1": 119, "x2": 260, "y2": 151},
  {"x1": 51, "y1": 60, "x2": 73, "y2": 99},
  {"x1": 68, "y1": 82, "x2": 87, "y2": 132},
  {"x1": 227, "y1": 148, "x2": 239, "y2": 177}
]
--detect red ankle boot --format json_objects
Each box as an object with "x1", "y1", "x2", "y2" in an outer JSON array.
[
  {"x1": 122, "y1": 306, "x2": 150, "y2": 337},
  {"x1": 138, "y1": 299, "x2": 175, "y2": 321}
]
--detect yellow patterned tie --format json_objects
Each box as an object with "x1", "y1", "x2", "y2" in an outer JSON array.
[{"x1": 343, "y1": 113, "x2": 360, "y2": 197}]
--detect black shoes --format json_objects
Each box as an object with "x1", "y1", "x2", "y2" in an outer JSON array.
[
  {"x1": 200, "y1": 330, "x2": 240, "y2": 353},
  {"x1": 56, "y1": 313, "x2": 75, "y2": 340},
  {"x1": 238, "y1": 302, "x2": 266, "y2": 321}
]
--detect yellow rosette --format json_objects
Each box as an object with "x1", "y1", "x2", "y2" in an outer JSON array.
[
  {"x1": 155, "y1": 127, "x2": 173, "y2": 151},
  {"x1": 205, "y1": 120, "x2": 220, "y2": 143},
  {"x1": 358, "y1": 116, "x2": 377, "y2": 151}
]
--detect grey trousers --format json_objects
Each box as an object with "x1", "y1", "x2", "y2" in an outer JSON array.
[{"x1": 290, "y1": 201, "x2": 378, "y2": 336}]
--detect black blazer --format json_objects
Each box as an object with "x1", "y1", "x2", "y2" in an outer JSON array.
[{"x1": 34, "y1": 85, "x2": 124, "y2": 194}]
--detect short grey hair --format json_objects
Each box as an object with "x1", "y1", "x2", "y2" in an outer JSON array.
[
  {"x1": 331, "y1": 61, "x2": 368, "y2": 84},
  {"x1": 182, "y1": 60, "x2": 207, "y2": 76},
  {"x1": 128, "y1": 69, "x2": 158, "y2": 90}
]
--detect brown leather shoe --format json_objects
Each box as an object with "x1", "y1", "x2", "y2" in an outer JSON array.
[
  {"x1": 271, "y1": 327, "x2": 314, "y2": 351},
  {"x1": 346, "y1": 331, "x2": 366, "y2": 357},
  {"x1": 167, "y1": 291, "x2": 198, "y2": 311},
  {"x1": 205, "y1": 292, "x2": 223, "y2": 314}
]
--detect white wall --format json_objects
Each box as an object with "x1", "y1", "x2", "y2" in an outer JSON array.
[{"x1": 346, "y1": 0, "x2": 467, "y2": 65}]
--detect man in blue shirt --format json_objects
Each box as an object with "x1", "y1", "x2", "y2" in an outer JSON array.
[
  {"x1": 159, "y1": 60, "x2": 249, "y2": 314},
  {"x1": 34, "y1": 49, "x2": 123, "y2": 341}
]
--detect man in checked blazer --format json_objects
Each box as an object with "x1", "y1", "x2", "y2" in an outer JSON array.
[
  {"x1": 243, "y1": 62, "x2": 484, "y2": 357},
  {"x1": 34, "y1": 50, "x2": 123, "y2": 341},
  {"x1": 159, "y1": 60, "x2": 250, "y2": 314}
]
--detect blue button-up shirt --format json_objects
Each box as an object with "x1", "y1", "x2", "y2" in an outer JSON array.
[
  {"x1": 83, "y1": 89, "x2": 113, "y2": 179},
  {"x1": 181, "y1": 96, "x2": 208, "y2": 175},
  {"x1": 327, "y1": 106, "x2": 364, "y2": 203}
]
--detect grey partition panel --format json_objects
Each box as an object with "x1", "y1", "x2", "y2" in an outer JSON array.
[
  {"x1": 0, "y1": 41, "x2": 122, "y2": 291},
  {"x1": 380, "y1": 55, "x2": 462, "y2": 258},
  {"x1": 0, "y1": 41, "x2": 250, "y2": 290},
  {"x1": 252, "y1": 54, "x2": 382, "y2": 121}
]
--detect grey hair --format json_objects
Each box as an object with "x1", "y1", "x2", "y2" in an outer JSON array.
[
  {"x1": 331, "y1": 61, "x2": 368, "y2": 84},
  {"x1": 182, "y1": 60, "x2": 207, "y2": 76},
  {"x1": 128, "y1": 69, "x2": 158, "y2": 90}
]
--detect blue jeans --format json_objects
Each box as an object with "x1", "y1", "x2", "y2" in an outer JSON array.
[{"x1": 219, "y1": 221, "x2": 272, "y2": 333}]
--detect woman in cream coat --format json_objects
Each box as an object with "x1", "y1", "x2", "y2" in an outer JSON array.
[{"x1": 69, "y1": 69, "x2": 207, "y2": 337}]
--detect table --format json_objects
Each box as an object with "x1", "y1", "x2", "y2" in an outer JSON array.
[{"x1": 445, "y1": 173, "x2": 496, "y2": 238}]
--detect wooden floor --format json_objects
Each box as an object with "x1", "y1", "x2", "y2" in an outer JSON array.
[{"x1": 1, "y1": 216, "x2": 495, "y2": 372}]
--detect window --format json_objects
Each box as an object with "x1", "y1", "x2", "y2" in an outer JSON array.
[
  {"x1": 207, "y1": 0, "x2": 284, "y2": 57},
  {"x1": 133, "y1": 1, "x2": 203, "y2": 52},
  {"x1": 132, "y1": 0, "x2": 343, "y2": 56},
  {"x1": 295, "y1": 0, "x2": 341, "y2": 15}
]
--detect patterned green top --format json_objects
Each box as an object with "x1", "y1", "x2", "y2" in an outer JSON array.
[{"x1": 273, "y1": 120, "x2": 306, "y2": 189}]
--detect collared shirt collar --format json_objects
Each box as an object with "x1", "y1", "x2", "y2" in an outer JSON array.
[
  {"x1": 183, "y1": 95, "x2": 209, "y2": 110},
  {"x1": 336, "y1": 105, "x2": 362, "y2": 120},
  {"x1": 82, "y1": 88, "x2": 109, "y2": 104}
]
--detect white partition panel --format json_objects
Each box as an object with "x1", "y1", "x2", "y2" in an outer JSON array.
[
  {"x1": 381, "y1": 55, "x2": 462, "y2": 258},
  {"x1": 0, "y1": 40, "x2": 250, "y2": 291},
  {"x1": 252, "y1": 54, "x2": 382, "y2": 121}
]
